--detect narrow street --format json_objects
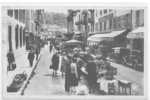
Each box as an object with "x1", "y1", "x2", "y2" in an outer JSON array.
[
  {"x1": 24, "y1": 45, "x2": 66, "y2": 95},
  {"x1": 2, "y1": 6, "x2": 145, "y2": 97}
]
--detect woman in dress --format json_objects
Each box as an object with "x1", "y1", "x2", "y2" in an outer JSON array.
[
  {"x1": 51, "y1": 52, "x2": 59, "y2": 77},
  {"x1": 70, "y1": 57, "x2": 78, "y2": 94}
]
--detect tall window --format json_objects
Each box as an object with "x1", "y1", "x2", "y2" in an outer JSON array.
[
  {"x1": 15, "y1": 25, "x2": 19, "y2": 49},
  {"x1": 95, "y1": 23, "x2": 98, "y2": 32},
  {"x1": 109, "y1": 9, "x2": 112, "y2": 12},
  {"x1": 8, "y1": 25, "x2": 12, "y2": 51},
  {"x1": 104, "y1": 9, "x2": 107, "y2": 14},
  {"x1": 109, "y1": 19, "x2": 112, "y2": 30},
  {"x1": 23, "y1": 29, "x2": 26, "y2": 45},
  {"x1": 104, "y1": 21, "x2": 106, "y2": 31},
  {"x1": 100, "y1": 11, "x2": 102, "y2": 16},
  {"x1": 7, "y1": 9, "x2": 13, "y2": 17},
  {"x1": 136, "y1": 10, "x2": 140, "y2": 27},
  {"x1": 20, "y1": 27, "x2": 22, "y2": 47},
  {"x1": 136, "y1": 10, "x2": 144, "y2": 27},
  {"x1": 14, "y1": 9, "x2": 19, "y2": 20},
  {"x1": 100, "y1": 22, "x2": 102, "y2": 32}
]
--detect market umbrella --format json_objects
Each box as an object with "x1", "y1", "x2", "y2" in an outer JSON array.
[
  {"x1": 63, "y1": 39, "x2": 82, "y2": 48},
  {"x1": 65, "y1": 39, "x2": 81, "y2": 44}
]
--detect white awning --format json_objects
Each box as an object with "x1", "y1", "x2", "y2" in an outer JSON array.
[
  {"x1": 74, "y1": 31, "x2": 81, "y2": 35},
  {"x1": 127, "y1": 27, "x2": 144, "y2": 39},
  {"x1": 87, "y1": 30, "x2": 125, "y2": 42},
  {"x1": 66, "y1": 39, "x2": 81, "y2": 43},
  {"x1": 115, "y1": 9, "x2": 131, "y2": 17}
]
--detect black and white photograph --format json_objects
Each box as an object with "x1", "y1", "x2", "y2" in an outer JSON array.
[{"x1": 0, "y1": 3, "x2": 147, "y2": 99}]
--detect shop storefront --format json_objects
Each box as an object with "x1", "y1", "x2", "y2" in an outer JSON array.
[
  {"x1": 127, "y1": 27, "x2": 144, "y2": 51},
  {"x1": 87, "y1": 30, "x2": 126, "y2": 56},
  {"x1": 126, "y1": 27, "x2": 144, "y2": 71}
]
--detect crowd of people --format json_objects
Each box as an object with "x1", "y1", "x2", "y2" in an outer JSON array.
[{"x1": 49, "y1": 40, "x2": 115, "y2": 95}]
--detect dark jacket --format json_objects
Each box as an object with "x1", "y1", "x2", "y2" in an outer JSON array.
[
  {"x1": 28, "y1": 52, "x2": 35, "y2": 61},
  {"x1": 51, "y1": 53, "x2": 59, "y2": 70},
  {"x1": 86, "y1": 61, "x2": 97, "y2": 83}
]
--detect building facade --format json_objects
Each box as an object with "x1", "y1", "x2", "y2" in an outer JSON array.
[
  {"x1": 71, "y1": 8, "x2": 144, "y2": 53},
  {"x1": 2, "y1": 8, "x2": 26, "y2": 56},
  {"x1": 2, "y1": 7, "x2": 44, "y2": 73},
  {"x1": 126, "y1": 9, "x2": 144, "y2": 52}
]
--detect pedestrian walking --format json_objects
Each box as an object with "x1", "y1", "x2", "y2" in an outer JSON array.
[
  {"x1": 65, "y1": 55, "x2": 71, "y2": 93},
  {"x1": 28, "y1": 49, "x2": 35, "y2": 67},
  {"x1": 51, "y1": 51, "x2": 59, "y2": 77},
  {"x1": 49, "y1": 42, "x2": 53, "y2": 53},
  {"x1": 7, "y1": 50, "x2": 16, "y2": 71},
  {"x1": 60, "y1": 51, "x2": 67, "y2": 77}
]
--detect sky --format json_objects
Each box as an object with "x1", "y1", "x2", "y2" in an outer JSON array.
[{"x1": 44, "y1": 8, "x2": 68, "y2": 14}]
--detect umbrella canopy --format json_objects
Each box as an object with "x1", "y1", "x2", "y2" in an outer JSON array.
[
  {"x1": 66, "y1": 39, "x2": 81, "y2": 43},
  {"x1": 64, "y1": 39, "x2": 82, "y2": 46}
]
